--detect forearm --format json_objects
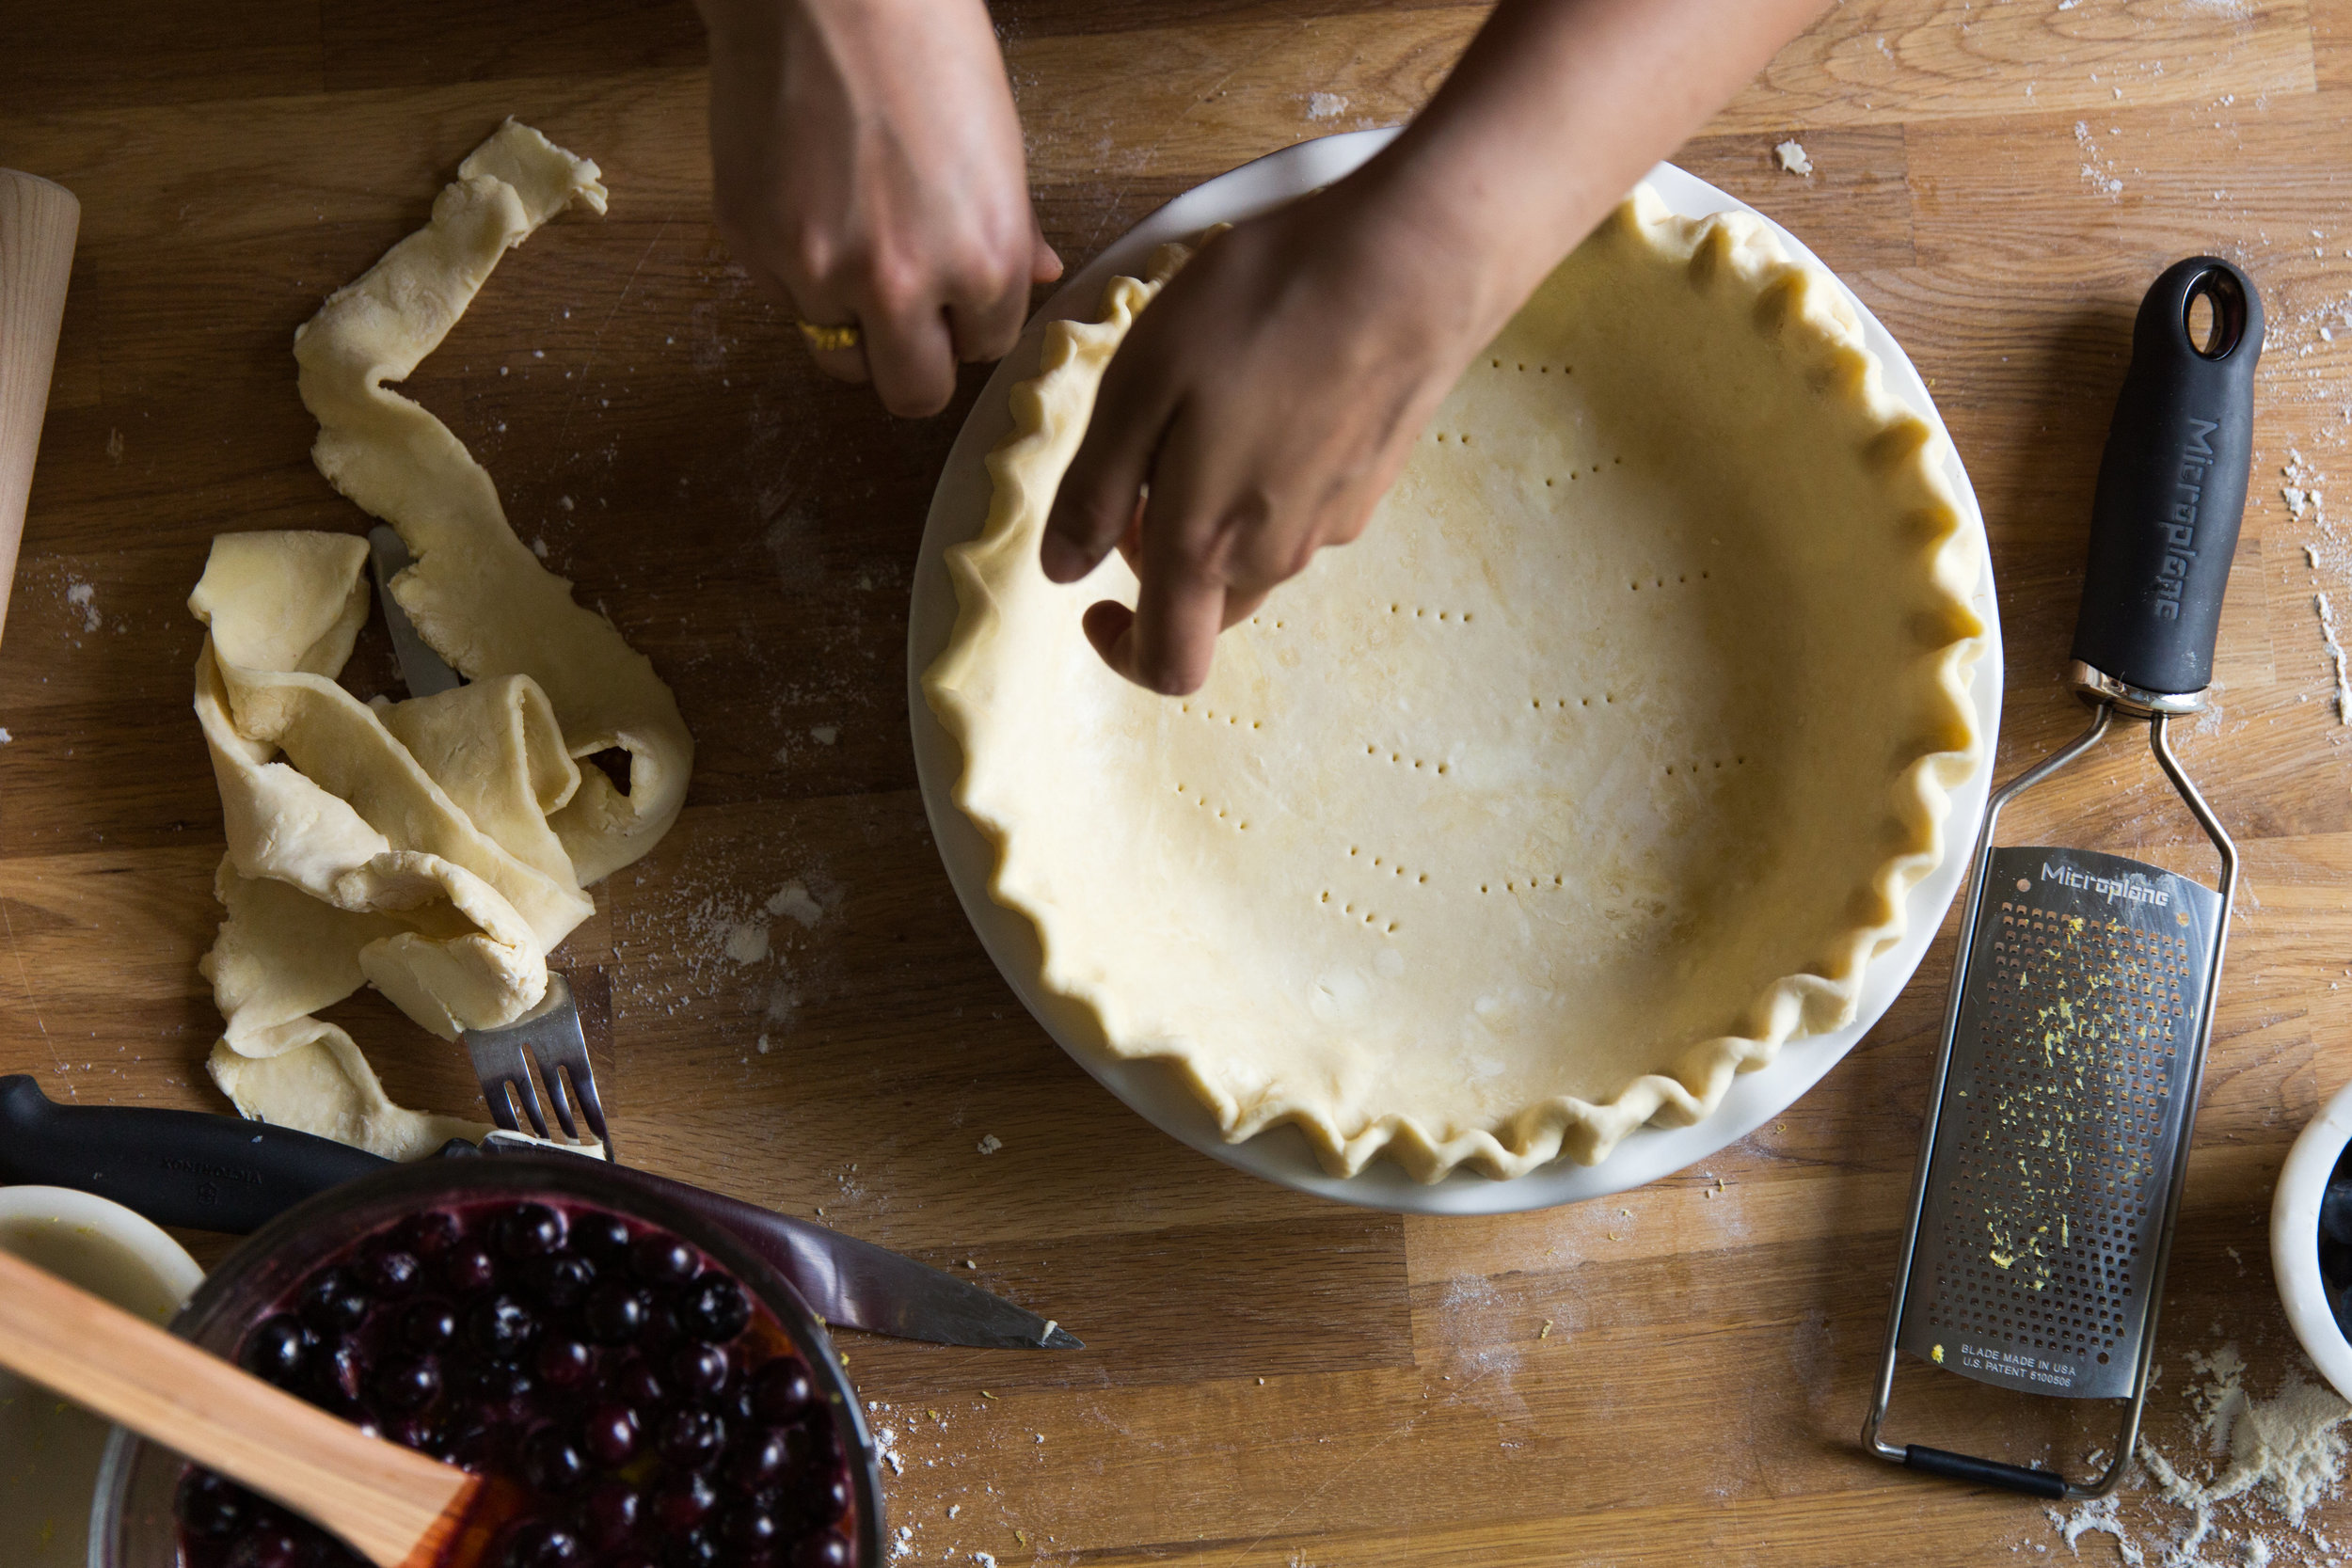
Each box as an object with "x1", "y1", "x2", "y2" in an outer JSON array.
[{"x1": 1354, "y1": 0, "x2": 1831, "y2": 340}]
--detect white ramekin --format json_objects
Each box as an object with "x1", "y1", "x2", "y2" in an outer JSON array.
[{"x1": 2271, "y1": 1076, "x2": 2352, "y2": 1402}]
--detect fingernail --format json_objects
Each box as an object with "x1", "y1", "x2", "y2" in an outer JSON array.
[{"x1": 1040, "y1": 531, "x2": 1089, "y2": 583}]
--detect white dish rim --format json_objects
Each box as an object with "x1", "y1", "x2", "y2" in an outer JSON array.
[
  {"x1": 2270, "y1": 1074, "x2": 2352, "y2": 1401},
  {"x1": 0, "y1": 1184, "x2": 204, "y2": 1308},
  {"x1": 905, "y1": 130, "x2": 2004, "y2": 1215}
]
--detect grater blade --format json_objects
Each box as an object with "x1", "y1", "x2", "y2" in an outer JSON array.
[{"x1": 1897, "y1": 844, "x2": 2225, "y2": 1400}]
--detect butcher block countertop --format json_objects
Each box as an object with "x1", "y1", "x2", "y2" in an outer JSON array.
[{"x1": 8, "y1": 4, "x2": 2352, "y2": 1564}]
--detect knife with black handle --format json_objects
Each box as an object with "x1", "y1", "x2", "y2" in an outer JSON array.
[{"x1": 0, "y1": 1076, "x2": 1080, "y2": 1351}]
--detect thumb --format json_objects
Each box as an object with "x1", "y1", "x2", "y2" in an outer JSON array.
[{"x1": 1042, "y1": 357, "x2": 1168, "y2": 584}]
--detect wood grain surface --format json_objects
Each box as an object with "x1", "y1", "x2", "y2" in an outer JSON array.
[{"x1": 6, "y1": 3, "x2": 2352, "y2": 1564}]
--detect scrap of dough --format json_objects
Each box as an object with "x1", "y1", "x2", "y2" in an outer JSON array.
[
  {"x1": 191, "y1": 121, "x2": 691, "y2": 1158},
  {"x1": 927, "y1": 190, "x2": 1985, "y2": 1181},
  {"x1": 1775, "y1": 138, "x2": 1814, "y2": 177},
  {"x1": 294, "y1": 119, "x2": 692, "y2": 885}
]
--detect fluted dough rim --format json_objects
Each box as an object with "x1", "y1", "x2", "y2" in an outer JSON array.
[{"x1": 926, "y1": 191, "x2": 1986, "y2": 1182}]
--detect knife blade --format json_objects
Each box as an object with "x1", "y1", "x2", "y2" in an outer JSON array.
[
  {"x1": 366, "y1": 525, "x2": 462, "y2": 696},
  {"x1": 0, "y1": 1076, "x2": 1080, "y2": 1350}
]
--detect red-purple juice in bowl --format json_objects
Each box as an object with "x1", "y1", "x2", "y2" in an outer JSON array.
[{"x1": 171, "y1": 1196, "x2": 855, "y2": 1568}]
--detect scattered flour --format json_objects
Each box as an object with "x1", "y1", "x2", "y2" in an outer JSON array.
[
  {"x1": 2313, "y1": 594, "x2": 2352, "y2": 722},
  {"x1": 2043, "y1": 1345, "x2": 2350, "y2": 1565},
  {"x1": 1305, "y1": 91, "x2": 1348, "y2": 120},
  {"x1": 765, "y1": 880, "x2": 824, "y2": 927},
  {"x1": 809, "y1": 724, "x2": 839, "y2": 745},
  {"x1": 977, "y1": 1133, "x2": 1003, "y2": 1155},
  {"x1": 0, "y1": 728, "x2": 11, "y2": 744},
  {"x1": 1774, "y1": 138, "x2": 1813, "y2": 176},
  {"x1": 2075, "y1": 120, "x2": 2126, "y2": 198},
  {"x1": 63, "y1": 578, "x2": 101, "y2": 632},
  {"x1": 723, "y1": 922, "x2": 771, "y2": 963},
  {"x1": 2050, "y1": 1493, "x2": 2143, "y2": 1563}
]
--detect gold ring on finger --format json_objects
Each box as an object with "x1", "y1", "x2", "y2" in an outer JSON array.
[{"x1": 796, "y1": 319, "x2": 861, "y2": 353}]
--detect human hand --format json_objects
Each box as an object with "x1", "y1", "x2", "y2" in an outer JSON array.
[
  {"x1": 1033, "y1": 0, "x2": 1831, "y2": 696},
  {"x1": 699, "y1": 0, "x2": 1061, "y2": 416},
  {"x1": 1039, "y1": 182, "x2": 1493, "y2": 695}
]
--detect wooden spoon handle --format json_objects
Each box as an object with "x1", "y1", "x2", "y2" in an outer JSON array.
[
  {"x1": 0, "y1": 1246, "x2": 476, "y2": 1568},
  {"x1": 0, "y1": 168, "x2": 78, "y2": 648}
]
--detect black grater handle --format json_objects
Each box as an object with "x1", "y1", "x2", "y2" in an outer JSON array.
[
  {"x1": 1902, "y1": 1444, "x2": 2068, "y2": 1500},
  {"x1": 2069, "y1": 256, "x2": 2263, "y2": 697}
]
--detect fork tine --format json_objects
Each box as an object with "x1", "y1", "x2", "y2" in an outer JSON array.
[
  {"x1": 562, "y1": 1058, "x2": 612, "y2": 1158},
  {"x1": 481, "y1": 1078, "x2": 522, "y2": 1135},
  {"x1": 461, "y1": 974, "x2": 613, "y2": 1159},
  {"x1": 466, "y1": 1029, "x2": 545, "y2": 1139},
  {"x1": 512, "y1": 1067, "x2": 551, "y2": 1141},
  {"x1": 528, "y1": 1045, "x2": 582, "y2": 1144}
]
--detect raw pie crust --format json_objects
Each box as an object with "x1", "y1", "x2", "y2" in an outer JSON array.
[{"x1": 926, "y1": 189, "x2": 1987, "y2": 1182}]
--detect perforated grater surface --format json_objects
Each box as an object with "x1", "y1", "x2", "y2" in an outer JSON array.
[{"x1": 1862, "y1": 257, "x2": 2260, "y2": 1501}]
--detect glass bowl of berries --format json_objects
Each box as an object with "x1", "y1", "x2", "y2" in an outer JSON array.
[
  {"x1": 2272, "y1": 1072, "x2": 2352, "y2": 1406},
  {"x1": 90, "y1": 1152, "x2": 882, "y2": 1568}
]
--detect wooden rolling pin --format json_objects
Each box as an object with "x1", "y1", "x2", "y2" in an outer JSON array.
[{"x1": 0, "y1": 169, "x2": 80, "y2": 648}]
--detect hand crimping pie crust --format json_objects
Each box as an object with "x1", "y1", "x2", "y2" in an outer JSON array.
[{"x1": 925, "y1": 187, "x2": 1987, "y2": 1181}]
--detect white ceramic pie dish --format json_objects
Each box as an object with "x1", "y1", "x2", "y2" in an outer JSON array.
[
  {"x1": 907, "y1": 130, "x2": 2003, "y2": 1214},
  {"x1": 2271, "y1": 1073, "x2": 2352, "y2": 1402}
]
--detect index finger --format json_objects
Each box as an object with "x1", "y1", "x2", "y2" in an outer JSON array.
[{"x1": 1098, "y1": 502, "x2": 1227, "y2": 696}]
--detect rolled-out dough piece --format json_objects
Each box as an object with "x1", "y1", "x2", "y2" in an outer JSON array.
[
  {"x1": 191, "y1": 121, "x2": 691, "y2": 1158},
  {"x1": 295, "y1": 119, "x2": 692, "y2": 885},
  {"x1": 927, "y1": 190, "x2": 1987, "y2": 1181}
]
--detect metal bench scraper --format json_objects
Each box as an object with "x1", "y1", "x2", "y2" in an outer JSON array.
[{"x1": 1861, "y1": 256, "x2": 2263, "y2": 1500}]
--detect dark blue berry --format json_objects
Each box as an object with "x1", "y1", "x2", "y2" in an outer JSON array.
[
  {"x1": 373, "y1": 1354, "x2": 442, "y2": 1413},
  {"x1": 296, "y1": 1267, "x2": 370, "y2": 1334},
  {"x1": 582, "y1": 1402, "x2": 641, "y2": 1467},
  {"x1": 242, "y1": 1315, "x2": 311, "y2": 1388},
  {"x1": 400, "y1": 1298, "x2": 459, "y2": 1352},
  {"x1": 520, "y1": 1427, "x2": 590, "y2": 1496},
  {"x1": 574, "y1": 1212, "x2": 633, "y2": 1261},
  {"x1": 725, "y1": 1429, "x2": 790, "y2": 1495},
  {"x1": 176, "y1": 1469, "x2": 250, "y2": 1539},
  {"x1": 652, "y1": 1468, "x2": 718, "y2": 1531},
  {"x1": 792, "y1": 1529, "x2": 853, "y2": 1568},
  {"x1": 583, "y1": 1478, "x2": 644, "y2": 1544},
  {"x1": 671, "y1": 1342, "x2": 730, "y2": 1401},
  {"x1": 680, "y1": 1275, "x2": 751, "y2": 1343},
  {"x1": 501, "y1": 1519, "x2": 583, "y2": 1568},
  {"x1": 469, "y1": 1295, "x2": 537, "y2": 1360},
  {"x1": 584, "y1": 1281, "x2": 649, "y2": 1345},
  {"x1": 396, "y1": 1210, "x2": 461, "y2": 1257},
  {"x1": 750, "y1": 1358, "x2": 814, "y2": 1422},
  {"x1": 526, "y1": 1252, "x2": 597, "y2": 1310},
  {"x1": 535, "y1": 1338, "x2": 595, "y2": 1392},
  {"x1": 658, "y1": 1406, "x2": 726, "y2": 1468},
  {"x1": 629, "y1": 1235, "x2": 697, "y2": 1287},
  {"x1": 359, "y1": 1247, "x2": 422, "y2": 1298},
  {"x1": 496, "y1": 1202, "x2": 568, "y2": 1260},
  {"x1": 442, "y1": 1243, "x2": 499, "y2": 1294}
]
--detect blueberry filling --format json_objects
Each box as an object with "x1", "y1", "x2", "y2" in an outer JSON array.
[
  {"x1": 174, "y1": 1196, "x2": 859, "y2": 1568},
  {"x1": 2320, "y1": 1140, "x2": 2352, "y2": 1338}
]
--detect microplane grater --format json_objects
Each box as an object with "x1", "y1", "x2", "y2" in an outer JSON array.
[
  {"x1": 1899, "y1": 846, "x2": 2223, "y2": 1400},
  {"x1": 1862, "y1": 257, "x2": 2261, "y2": 1501}
]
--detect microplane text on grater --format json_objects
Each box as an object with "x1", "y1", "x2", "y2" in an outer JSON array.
[{"x1": 1860, "y1": 257, "x2": 2261, "y2": 1504}]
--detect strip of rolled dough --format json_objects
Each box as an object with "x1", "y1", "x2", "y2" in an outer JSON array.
[{"x1": 193, "y1": 122, "x2": 690, "y2": 1157}]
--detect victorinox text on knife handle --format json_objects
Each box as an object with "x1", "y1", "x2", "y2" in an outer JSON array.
[
  {"x1": 0, "y1": 1074, "x2": 389, "y2": 1231},
  {"x1": 2070, "y1": 256, "x2": 2263, "y2": 703}
]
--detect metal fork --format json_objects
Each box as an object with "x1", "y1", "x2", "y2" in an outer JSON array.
[
  {"x1": 461, "y1": 975, "x2": 613, "y2": 1159},
  {"x1": 368, "y1": 526, "x2": 617, "y2": 1162}
]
